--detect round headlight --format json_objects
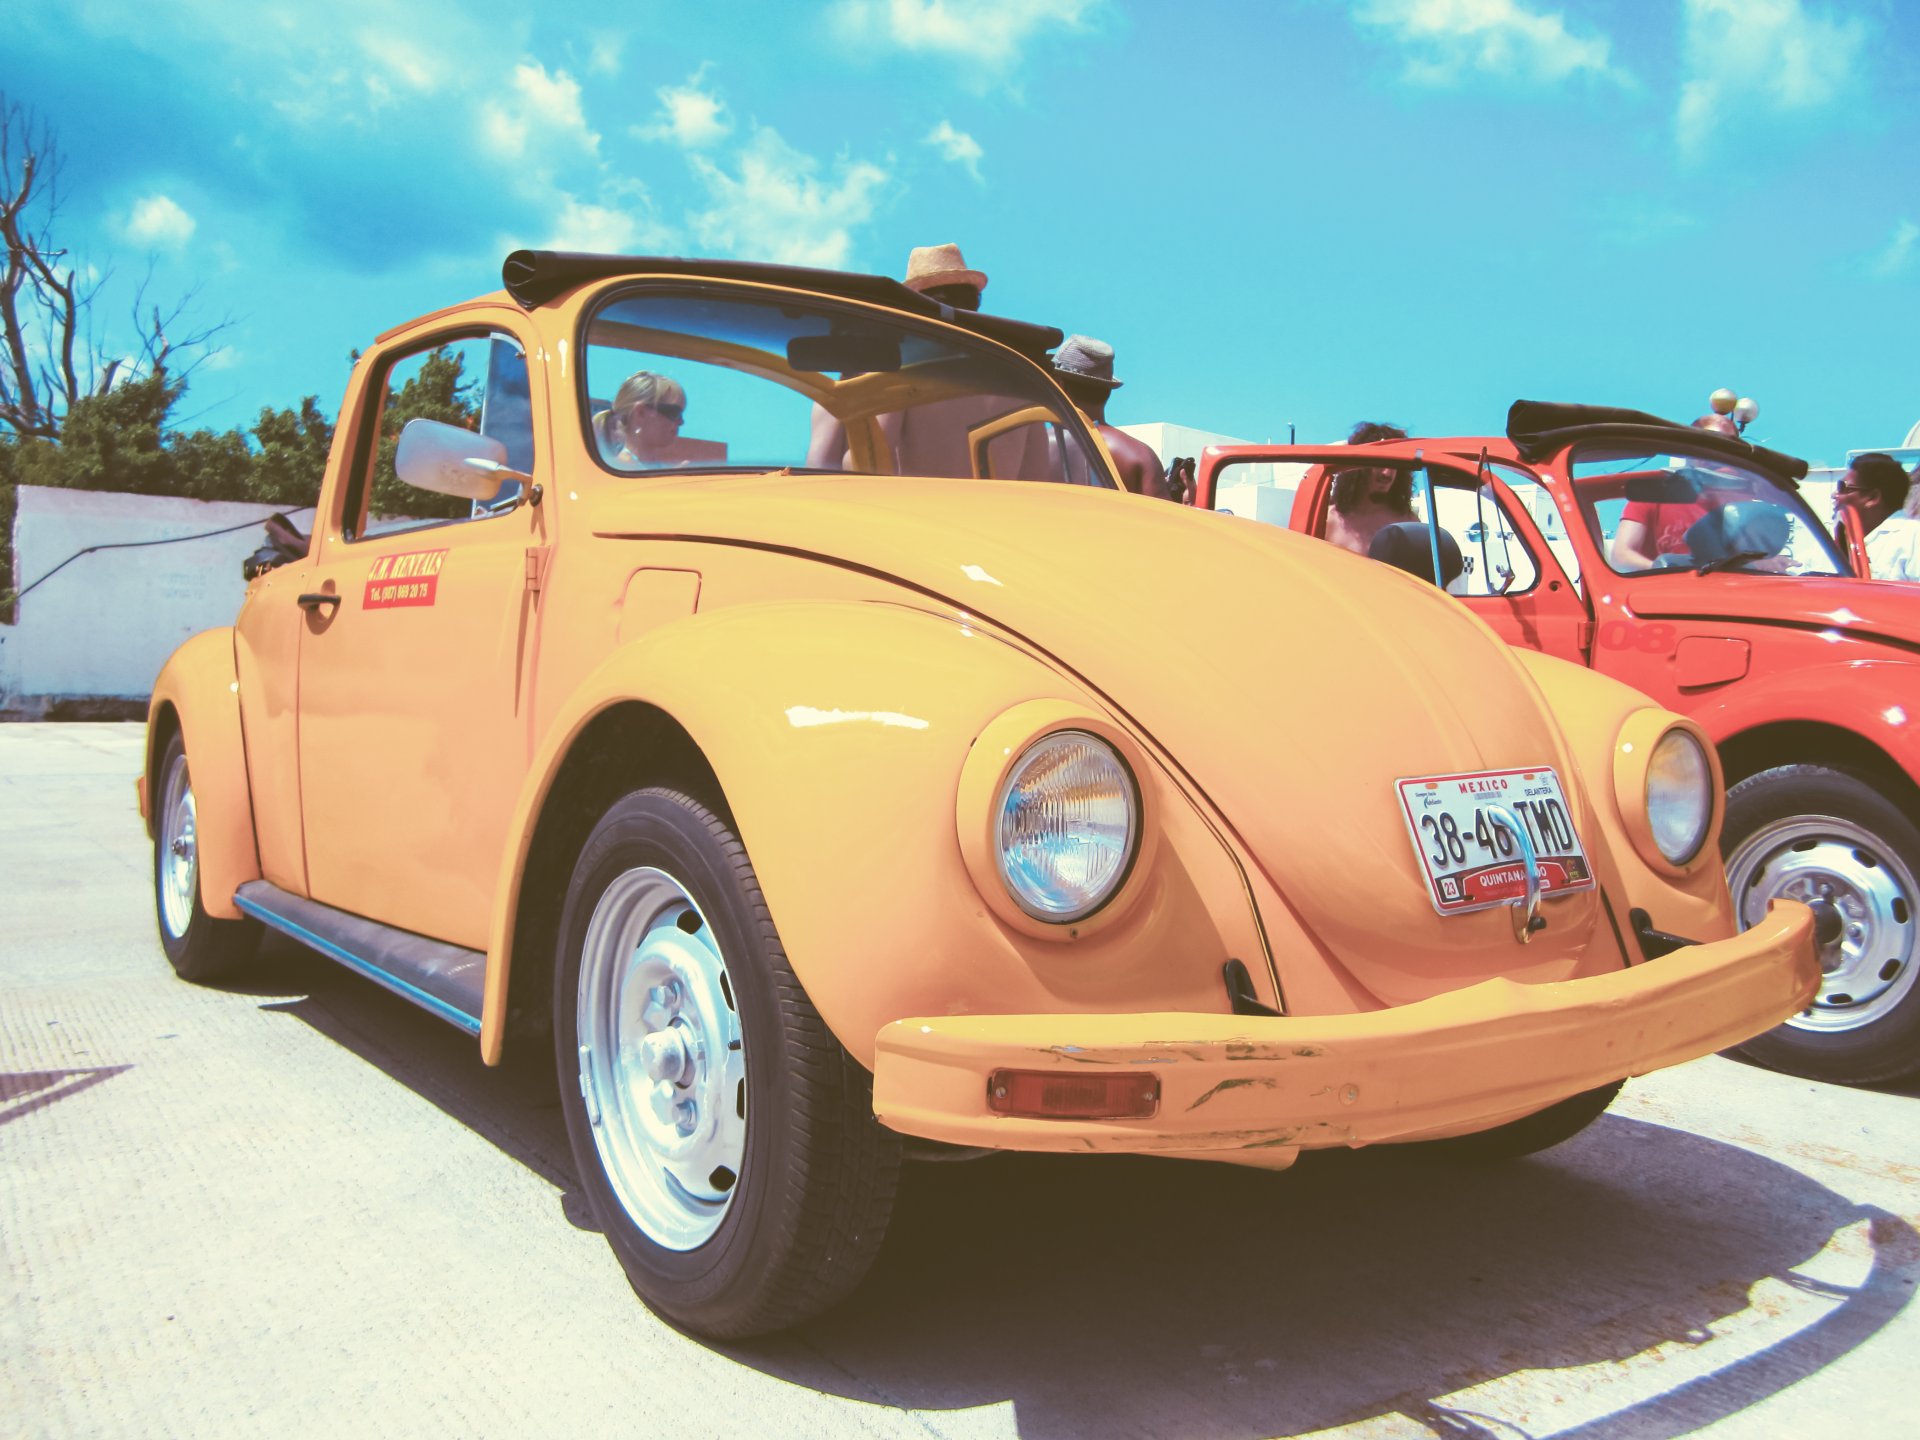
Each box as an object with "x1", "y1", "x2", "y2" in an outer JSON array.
[
  {"x1": 1646, "y1": 729, "x2": 1713, "y2": 864},
  {"x1": 995, "y1": 731, "x2": 1139, "y2": 922}
]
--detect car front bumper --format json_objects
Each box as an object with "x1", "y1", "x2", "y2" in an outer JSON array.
[{"x1": 871, "y1": 901, "x2": 1817, "y2": 1165}]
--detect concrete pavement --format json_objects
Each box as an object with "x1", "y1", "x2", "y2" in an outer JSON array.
[{"x1": 2, "y1": 723, "x2": 1916, "y2": 1439}]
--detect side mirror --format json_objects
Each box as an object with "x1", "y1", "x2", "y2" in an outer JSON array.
[{"x1": 394, "y1": 418, "x2": 531, "y2": 500}]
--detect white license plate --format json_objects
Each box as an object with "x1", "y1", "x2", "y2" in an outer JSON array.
[{"x1": 1396, "y1": 767, "x2": 1596, "y2": 915}]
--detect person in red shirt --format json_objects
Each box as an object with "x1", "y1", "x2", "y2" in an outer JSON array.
[{"x1": 1609, "y1": 413, "x2": 1739, "y2": 571}]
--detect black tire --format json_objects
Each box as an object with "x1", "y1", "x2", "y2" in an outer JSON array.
[
  {"x1": 1417, "y1": 1081, "x2": 1622, "y2": 1162},
  {"x1": 152, "y1": 732, "x2": 260, "y2": 983},
  {"x1": 1722, "y1": 765, "x2": 1920, "y2": 1086},
  {"x1": 553, "y1": 787, "x2": 901, "y2": 1338}
]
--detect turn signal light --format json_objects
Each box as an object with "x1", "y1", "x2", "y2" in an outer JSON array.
[{"x1": 987, "y1": 1069, "x2": 1160, "y2": 1120}]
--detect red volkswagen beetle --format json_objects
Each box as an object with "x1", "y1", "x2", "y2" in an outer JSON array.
[{"x1": 1197, "y1": 402, "x2": 1920, "y2": 1086}]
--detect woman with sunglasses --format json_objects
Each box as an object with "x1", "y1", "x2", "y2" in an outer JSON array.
[{"x1": 608, "y1": 370, "x2": 690, "y2": 467}]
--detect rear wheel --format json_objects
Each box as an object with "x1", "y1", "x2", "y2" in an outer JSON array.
[
  {"x1": 1418, "y1": 1081, "x2": 1622, "y2": 1161},
  {"x1": 1723, "y1": 765, "x2": 1920, "y2": 1086},
  {"x1": 554, "y1": 787, "x2": 900, "y2": 1338},
  {"x1": 152, "y1": 733, "x2": 260, "y2": 982}
]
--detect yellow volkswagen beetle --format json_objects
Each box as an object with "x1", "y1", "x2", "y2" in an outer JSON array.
[{"x1": 140, "y1": 251, "x2": 1817, "y2": 1338}]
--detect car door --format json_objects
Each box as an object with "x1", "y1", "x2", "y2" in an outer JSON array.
[
  {"x1": 1197, "y1": 444, "x2": 1592, "y2": 665},
  {"x1": 295, "y1": 321, "x2": 550, "y2": 950}
]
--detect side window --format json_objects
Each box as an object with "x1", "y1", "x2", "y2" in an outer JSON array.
[
  {"x1": 1210, "y1": 458, "x2": 1307, "y2": 525},
  {"x1": 352, "y1": 332, "x2": 534, "y2": 541},
  {"x1": 1491, "y1": 464, "x2": 1581, "y2": 593},
  {"x1": 1410, "y1": 480, "x2": 1540, "y2": 597}
]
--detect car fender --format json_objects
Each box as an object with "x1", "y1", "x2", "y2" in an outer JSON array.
[
  {"x1": 146, "y1": 628, "x2": 260, "y2": 921},
  {"x1": 1688, "y1": 657, "x2": 1920, "y2": 780},
  {"x1": 1512, "y1": 650, "x2": 1736, "y2": 944},
  {"x1": 480, "y1": 600, "x2": 1260, "y2": 1065}
]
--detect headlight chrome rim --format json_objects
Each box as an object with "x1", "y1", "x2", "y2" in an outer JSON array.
[
  {"x1": 955, "y1": 701, "x2": 1155, "y2": 942},
  {"x1": 1611, "y1": 711, "x2": 1722, "y2": 876},
  {"x1": 993, "y1": 729, "x2": 1140, "y2": 923}
]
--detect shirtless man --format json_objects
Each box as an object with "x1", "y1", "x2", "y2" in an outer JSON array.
[
  {"x1": 805, "y1": 242, "x2": 986, "y2": 472},
  {"x1": 1051, "y1": 334, "x2": 1169, "y2": 498},
  {"x1": 1325, "y1": 421, "x2": 1414, "y2": 556}
]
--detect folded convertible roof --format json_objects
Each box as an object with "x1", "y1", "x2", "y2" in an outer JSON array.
[
  {"x1": 1506, "y1": 400, "x2": 1808, "y2": 482},
  {"x1": 502, "y1": 249, "x2": 1063, "y2": 362}
]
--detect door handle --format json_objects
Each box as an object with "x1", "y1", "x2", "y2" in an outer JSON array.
[{"x1": 297, "y1": 592, "x2": 342, "y2": 613}]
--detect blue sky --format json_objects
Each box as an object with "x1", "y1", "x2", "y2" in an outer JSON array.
[{"x1": 3, "y1": 0, "x2": 1914, "y2": 465}]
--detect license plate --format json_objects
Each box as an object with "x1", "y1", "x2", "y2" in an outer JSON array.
[{"x1": 1396, "y1": 767, "x2": 1596, "y2": 915}]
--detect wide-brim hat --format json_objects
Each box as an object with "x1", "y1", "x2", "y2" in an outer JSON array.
[
  {"x1": 1052, "y1": 333, "x2": 1122, "y2": 389},
  {"x1": 903, "y1": 242, "x2": 987, "y2": 295}
]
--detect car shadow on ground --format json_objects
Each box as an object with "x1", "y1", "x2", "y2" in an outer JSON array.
[{"x1": 245, "y1": 934, "x2": 1918, "y2": 1440}]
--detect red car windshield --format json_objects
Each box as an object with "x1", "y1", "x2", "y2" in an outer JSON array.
[{"x1": 1569, "y1": 443, "x2": 1847, "y2": 578}]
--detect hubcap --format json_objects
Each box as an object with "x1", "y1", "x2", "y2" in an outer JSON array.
[
  {"x1": 158, "y1": 752, "x2": 199, "y2": 940},
  {"x1": 575, "y1": 867, "x2": 746, "y2": 1250},
  {"x1": 1727, "y1": 816, "x2": 1917, "y2": 1034}
]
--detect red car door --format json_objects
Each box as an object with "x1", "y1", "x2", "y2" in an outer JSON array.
[{"x1": 1197, "y1": 444, "x2": 1593, "y2": 666}]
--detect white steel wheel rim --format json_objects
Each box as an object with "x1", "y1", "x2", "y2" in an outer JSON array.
[
  {"x1": 159, "y1": 752, "x2": 199, "y2": 940},
  {"x1": 1728, "y1": 816, "x2": 1918, "y2": 1034},
  {"x1": 575, "y1": 866, "x2": 746, "y2": 1251}
]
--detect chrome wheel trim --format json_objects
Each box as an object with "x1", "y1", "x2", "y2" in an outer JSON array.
[
  {"x1": 1728, "y1": 815, "x2": 1917, "y2": 1034},
  {"x1": 575, "y1": 866, "x2": 746, "y2": 1251},
  {"x1": 158, "y1": 752, "x2": 199, "y2": 941}
]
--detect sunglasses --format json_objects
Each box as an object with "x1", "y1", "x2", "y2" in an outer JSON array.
[{"x1": 647, "y1": 400, "x2": 685, "y2": 422}]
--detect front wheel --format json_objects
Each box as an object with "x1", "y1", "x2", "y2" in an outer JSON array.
[
  {"x1": 554, "y1": 788, "x2": 900, "y2": 1338},
  {"x1": 1722, "y1": 765, "x2": 1920, "y2": 1086},
  {"x1": 153, "y1": 733, "x2": 260, "y2": 982}
]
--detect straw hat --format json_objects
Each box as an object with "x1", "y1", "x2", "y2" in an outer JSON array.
[
  {"x1": 1052, "y1": 333, "x2": 1122, "y2": 390},
  {"x1": 903, "y1": 242, "x2": 987, "y2": 295}
]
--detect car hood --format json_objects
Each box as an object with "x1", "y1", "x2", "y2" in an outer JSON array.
[
  {"x1": 593, "y1": 474, "x2": 1616, "y2": 1005},
  {"x1": 1624, "y1": 573, "x2": 1920, "y2": 647}
]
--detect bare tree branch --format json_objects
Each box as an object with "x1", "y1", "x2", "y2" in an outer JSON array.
[{"x1": 1, "y1": 93, "x2": 231, "y2": 439}]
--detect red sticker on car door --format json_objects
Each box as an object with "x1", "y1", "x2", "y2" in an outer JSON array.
[{"x1": 363, "y1": 549, "x2": 447, "y2": 609}]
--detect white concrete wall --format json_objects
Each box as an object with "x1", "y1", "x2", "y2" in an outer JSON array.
[{"x1": 1, "y1": 487, "x2": 314, "y2": 713}]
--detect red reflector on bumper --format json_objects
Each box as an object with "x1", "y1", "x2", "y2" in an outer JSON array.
[{"x1": 987, "y1": 1069, "x2": 1160, "y2": 1120}]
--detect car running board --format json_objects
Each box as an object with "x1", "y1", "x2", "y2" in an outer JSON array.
[{"x1": 233, "y1": 881, "x2": 486, "y2": 1036}]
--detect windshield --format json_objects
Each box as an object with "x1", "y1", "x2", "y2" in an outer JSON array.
[
  {"x1": 581, "y1": 285, "x2": 1109, "y2": 486},
  {"x1": 1570, "y1": 443, "x2": 1846, "y2": 578}
]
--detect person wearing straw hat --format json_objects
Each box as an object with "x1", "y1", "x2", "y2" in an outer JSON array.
[
  {"x1": 901, "y1": 242, "x2": 987, "y2": 310},
  {"x1": 1051, "y1": 333, "x2": 1168, "y2": 499},
  {"x1": 806, "y1": 241, "x2": 999, "y2": 470}
]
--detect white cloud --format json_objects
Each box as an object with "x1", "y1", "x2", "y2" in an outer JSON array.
[
  {"x1": 1355, "y1": 0, "x2": 1622, "y2": 86},
  {"x1": 830, "y1": 0, "x2": 1098, "y2": 69},
  {"x1": 480, "y1": 62, "x2": 598, "y2": 160},
  {"x1": 125, "y1": 194, "x2": 197, "y2": 249},
  {"x1": 1676, "y1": 0, "x2": 1868, "y2": 160},
  {"x1": 689, "y1": 129, "x2": 891, "y2": 268},
  {"x1": 1871, "y1": 220, "x2": 1918, "y2": 279},
  {"x1": 543, "y1": 193, "x2": 669, "y2": 254},
  {"x1": 923, "y1": 120, "x2": 983, "y2": 180},
  {"x1": 356, "y1": 31, "x2": 445, "y2": 95},
  {"x1": 586, "y1": 33, "x2": 623, "y2": 76},
  {"x1": 639, "y1": 71, "x2": 733, "y2": 149}
]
